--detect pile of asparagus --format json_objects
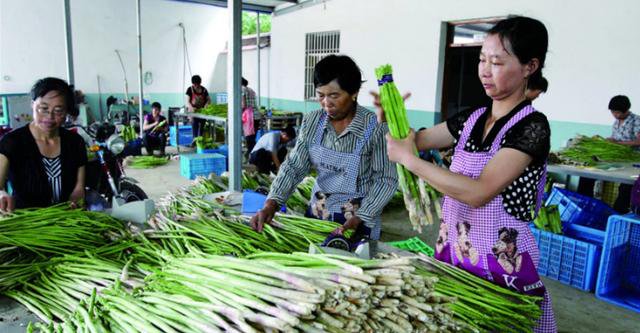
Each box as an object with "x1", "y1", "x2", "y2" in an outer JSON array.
[
  {"x1": 415, "y1": 254, "x2": 543, "y2": 332},
  {"x1": 197, "y1": 103, "x2": 228, "y2": 117},
  {"x1": 127, "y1": 156, "x2": 170, "y2": 169},
  {"x1": 24, "y1": 252, "x2": 469, "y2": 333},
  {"x1": 376, "y1": 64, "x2": 442, "y2": 232},
  {"x1": 180, "y1": 172, "x2": 310, "y2": 215},
  {"x1": 552, "y1": 135, "x2": 640, "y2": 166},
  {"x1": 1, "y1": 205, "x2": 543, "y2": 332},
  {"x1": 0, "y1": 204, "x2": 127, "y2": 291},
  {"x1": 144, "y1": 212, "x2": 345, "y2": 257}
]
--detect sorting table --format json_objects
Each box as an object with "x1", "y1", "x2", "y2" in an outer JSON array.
[{"x1": 547, "y1": 163, "x2": 639, "y2": 186}]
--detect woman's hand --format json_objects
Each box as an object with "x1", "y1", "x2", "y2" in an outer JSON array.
[
  {"x1": 369, "y1": 91, "x2": 412, "y2": 124},
  {"x1": 386, "y1": 130, "x2": 418, "y2": 165},
  {"x1": 250, "y1": 199, "x2": 278, "y2": 232},
  {"x1": 69, "y1": 186, "x2": 85, "y2": 210},
  {"x1": 0, "y1": 190, "x2": 15, "y2": 213},
  {"x1": 332, "y1": 215, "x2": 362, "y2": 235}
]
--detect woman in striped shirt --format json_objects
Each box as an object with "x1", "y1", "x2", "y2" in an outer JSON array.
[
  {"x1": 250, "y1": 55, "x2": 398, "y2": 241},
  {"x1": 0, "y1": 77, "x2": 87, "y2": 212}
]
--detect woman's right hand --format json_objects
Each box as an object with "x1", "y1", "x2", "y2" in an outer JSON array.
[
  {"x1": 369, "y1": 91, "x2": 412, "y2": 124},
  {"x1": 0, "y1": 190, "x2": 15, "y2": 213},
  {"x1": 250, "y1": 199, "x2": 279, "y2": 232}
]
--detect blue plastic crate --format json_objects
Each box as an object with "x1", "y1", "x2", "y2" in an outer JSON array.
[
  {"x1": 180, "y1": 153, "x2": 226, "y2": 179},
  {"x1": 596, "y1": 214, "x2": 640, "y2": 313},
  {"x1": 241, "y1": 190, "x2": 286, "y2": 214},
  {"x1": 169, "y1": 125, "x2": 193, "y2": 147},
  {"x1": 197, "y1": 145, "x2": 228, "y2": 155},
  {"x1": 210, "y1": 144, "x2": 228, "y2": 157},
  {"x1": 122, "y1": 138, "x2": 143, "y2": 157},
  {"x1": 563, "y1": 222, "x2": 606, "y2": 246},
  {"x1": 546, "y1": 187, "x2": 616, "y2": 234},
  {"x1": 530, "y1": 225, "x2": 602, "y2": 291},
  {"x1": 196, "y1": 147, "x2": 217, "y2": 154}
]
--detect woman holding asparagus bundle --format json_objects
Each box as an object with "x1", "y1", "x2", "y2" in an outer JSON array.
[{"x1": 375, "y1": 17, "x2": 556, "y2": 332}]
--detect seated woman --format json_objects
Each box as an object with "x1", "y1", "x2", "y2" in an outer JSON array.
[
  {"x1": 142, "y1": 102, "x2": 168, "y2": 155},
  {"x1": 0, "y1": 77, "x2": 87, "y2": 211}
]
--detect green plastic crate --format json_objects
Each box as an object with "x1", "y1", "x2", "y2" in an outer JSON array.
[{"x1": 388, "y1": 237, "x2": 434, "y2": 256}]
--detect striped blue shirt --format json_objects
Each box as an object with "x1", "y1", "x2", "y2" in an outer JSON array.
[{"x1": 268, "y1": 105, "x2": 398, "y2": 225}]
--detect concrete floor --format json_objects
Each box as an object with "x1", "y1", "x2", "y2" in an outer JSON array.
[
  {"x1": 128, "y1": 146, "x2": 640, "y2": 333},
  {"x1": 1, "y1": 147, "x2": 638, "y2": 332}
]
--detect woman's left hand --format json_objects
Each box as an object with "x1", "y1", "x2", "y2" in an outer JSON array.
[
  {"x1": 69, "y1": 188, "x2": 85, "y2": 210},
  {"x1": 386, "y1": 130, "x2": 417, "y2": 164},
  {"x1": 332, "y1": 216, "x2": 362, "y2": 235}
]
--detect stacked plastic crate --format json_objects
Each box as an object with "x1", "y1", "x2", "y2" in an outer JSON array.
[
  {"x1": 180, "y1": 153, "x2": 226, "y2": 179},
  {"x1": 531, "y1": 188, "x2": 616, "y2": 291},
  {"x1": 596, "y1": 214, "x2": 640, "y2": 313},
  {"x1": 169, "y1": 125, "x2": 193, "y2": 147}
]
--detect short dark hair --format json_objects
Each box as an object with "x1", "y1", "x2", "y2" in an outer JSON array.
[
  {"x1": 527, "y1": 76, "x2": 548, "y2": 92},
  {"x1": 151, "y1": 102, "x2": 162, "y2": 110},
  {"x1": 488, "y1": 16, "x2": 548, "y2": 87},
  {"x1": 313, "y1": 54, "x2": 362, "y2": 94},
  {"x1": 30, "y1": 77, "x2": 75, "y2": 113},
  {"x1": 241, "y1": 77, "x2": 248, "y2": 86},
  {"x1": 283, "y1": 125, "x2": 296, "y2": 140},
  {"x1": 191, "y1": 75, "x2": 202, "y2": 84},
  {"x1": 609, "y1": 95, "x2": 631, "y2": 112}
]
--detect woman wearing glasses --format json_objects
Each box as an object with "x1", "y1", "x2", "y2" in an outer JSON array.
[{"x1": 0, "y1": 77, "x2": 87, "y2": 211}]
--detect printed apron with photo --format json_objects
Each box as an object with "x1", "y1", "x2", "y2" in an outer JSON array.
[
  {"x1": 306, "y1": 113, "x2": 381, "y2": 240},
  {"x1": 435, "y1": 105, "x2": 557, "y2": 332}
]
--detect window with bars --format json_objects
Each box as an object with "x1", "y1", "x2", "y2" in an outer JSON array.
[{"x1": 304, "y1": 31, "x2": 340, "y2": 100}]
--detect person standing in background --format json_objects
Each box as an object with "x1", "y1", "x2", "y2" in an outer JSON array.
[
  {"x1": 185, "y1": 75, "x2": 211, "y2": 140},
  {"x1": 242, "y1": 77, "x2": 257, "y2": 156}
]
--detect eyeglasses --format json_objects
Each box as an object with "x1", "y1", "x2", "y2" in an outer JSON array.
[{"x1": 36, "y1": 106, "x2": 66, "y2": 117}]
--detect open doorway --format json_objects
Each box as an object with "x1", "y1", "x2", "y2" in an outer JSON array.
[{"x1": 439, "y1": 18, "x2": 505, "y2": 121}]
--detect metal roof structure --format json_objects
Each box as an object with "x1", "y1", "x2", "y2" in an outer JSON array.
[{"x1": 175, "y1": 0, "x2": 300, "y2": 13}]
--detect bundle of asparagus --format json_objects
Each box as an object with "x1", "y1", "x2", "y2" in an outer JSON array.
[
  {"x1": 533, "y1": 204, "x2": 562, "y2": 234},
  {"x1": 376, "y1": 64, "x2": 441, "y2": 232}
]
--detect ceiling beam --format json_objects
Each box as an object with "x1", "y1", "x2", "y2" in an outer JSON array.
[
  {"x1": 273, "y1": 0, "x2": 330, "y2": 16},
  {"x1": 173, "y1": 0, "x2": 275, "y2": 13}
]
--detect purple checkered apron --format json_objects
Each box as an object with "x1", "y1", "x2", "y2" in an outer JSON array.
[
  {"x1": 307, "y1": 112, "x2": 381, "y2": 240},
  {"x1": 435, "y1": 105, "x2": 557, "y2": 332}
]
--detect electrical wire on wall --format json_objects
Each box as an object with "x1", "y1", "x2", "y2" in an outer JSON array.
[
  {"x1": 114, "y1": 49, "x2": 130, "y2": 103},
  {"x1": 178, "y1": 23, "x2": 193, "y2": 99}
]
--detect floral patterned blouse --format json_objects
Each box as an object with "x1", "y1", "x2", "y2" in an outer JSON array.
[{"x1": 612, "y1": 112, "x2": 640, "y2": 143}]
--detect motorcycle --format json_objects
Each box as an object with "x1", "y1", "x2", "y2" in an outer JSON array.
[{"x1": 81, "y1": 122, "x2": 148, "y2": 211}]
